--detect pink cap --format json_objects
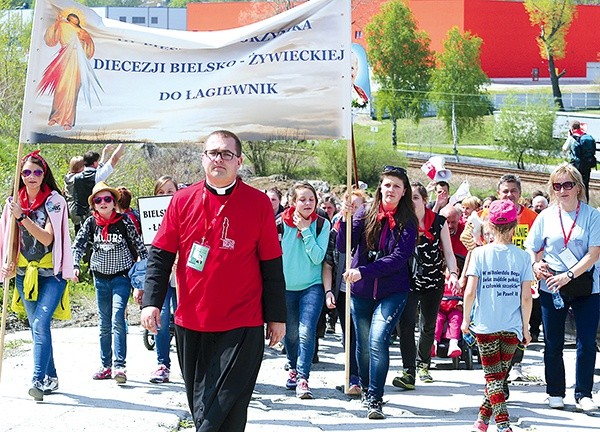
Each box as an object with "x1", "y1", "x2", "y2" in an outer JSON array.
[{"x1": 488, "y1": 199, "x2": 517, "y2": 225}]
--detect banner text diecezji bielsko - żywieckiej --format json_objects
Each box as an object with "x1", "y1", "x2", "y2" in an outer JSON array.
[{"x1": 20, "y1": 0, "x2": 351, "y2": 144}]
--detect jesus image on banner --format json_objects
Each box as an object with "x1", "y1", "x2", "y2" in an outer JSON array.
[{"x1": 37, "y1": 10, "x2": 102, "y2": 130}]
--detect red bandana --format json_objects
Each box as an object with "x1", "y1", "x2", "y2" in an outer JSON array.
[
  {"x1": 18, "y1": 184, "x2": 52, "y2": 216},
  {"x1": 419, "y1": 208, "x2": 436, "y2": 242},
  {"x1": 376, "y1": 204, "x2": 396, "y2": 230},
  {"x1": 93, "y1": 210, "x2": 123, "y2": 241},
  {"x1": 281, "y1": 206, "x2": 318, "y2": 238}
]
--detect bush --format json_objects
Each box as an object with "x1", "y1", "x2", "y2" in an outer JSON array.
[{"x1": 317, "y1": 139, "x2": 406, "y2": 188}]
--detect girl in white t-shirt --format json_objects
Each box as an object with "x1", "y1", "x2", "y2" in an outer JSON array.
[{"x1": 462, "y1": 199, "x2": 533, "y2": 432}]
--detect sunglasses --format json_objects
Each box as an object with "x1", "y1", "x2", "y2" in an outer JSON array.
[
  {"x1": 383, "y1": 165, "x2": 407, "y2": 175},
  {"x1": 93, "y1": 196, "x2": 114, "y2": 204},
  {"x1": 21, "y1": 169, "x2": 44, "y2": 178},
  {"x1": 203, "y1": 150, "x2": 239, "y2": 161},
  {"x1": 552, "y1": 181, "x2": 577, "y2": 191}
]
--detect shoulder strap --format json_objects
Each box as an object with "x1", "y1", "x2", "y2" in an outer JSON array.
[
  {"x1": 316, "y1": 215, "x2": 325, "y2": 237},
  {"x1": 115, "y1": 217, "x2": 138, "y2": 261},
  {"x1": 276, "y1": 215, "x2": 284, "y2": 242}
]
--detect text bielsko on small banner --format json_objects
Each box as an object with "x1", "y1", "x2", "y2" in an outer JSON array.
[{"x1": 20, "y1": 0, "x2": 351, "y2": 144}]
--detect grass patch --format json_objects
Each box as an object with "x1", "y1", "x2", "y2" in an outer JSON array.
[{"x1": 3, "y1": 338, "x2": 31, "y2": 357}]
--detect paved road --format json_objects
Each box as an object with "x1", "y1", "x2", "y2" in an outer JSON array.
[{"x1": 1, "y1": 326, "x2": 600, "y2": 431}]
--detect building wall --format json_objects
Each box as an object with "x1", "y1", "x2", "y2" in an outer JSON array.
[
  {"x1": 463, "y1": 0, "x2": 600, "y2": 78},
  {"x1": 95, "y1": 7, "x2": 187, "y2": 30},
  {"x1": 184, "y1": 0, "x2": 600, "y2": 79},
  {"x1": 187, "y1": 2, "x2": 289, "y2": 31}
]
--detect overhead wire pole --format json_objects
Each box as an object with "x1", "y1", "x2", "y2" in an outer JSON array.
[
  {"x1": 343, "y1": 0, "x2": 352, "y2": 396},
  {"x1": 0, "y1": 142, "x2": 24, "y2": 382}
]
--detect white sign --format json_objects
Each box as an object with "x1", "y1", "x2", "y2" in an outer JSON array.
[
  {"x1": 138, "y1": 195, "x2": 172, "y2": 246},
  {"x1": 21, "y1": 0, "x2": 351, "y2": 144}
]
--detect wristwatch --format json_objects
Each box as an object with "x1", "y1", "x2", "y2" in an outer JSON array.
[
  {"x1": 567, "y1": 270, "x2": 575, "y2": 280},
  {"x1": 16, "y1": 213, "x2": 26, "y2": 222}
]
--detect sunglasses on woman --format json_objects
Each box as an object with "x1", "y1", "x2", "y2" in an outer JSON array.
[
  {"x1": 21, "y1": 169, "x2": 44, "y2": 178},
  {"x1": 552, "y1": 181, "x2": 576, "y2": 191},
  {"x1": 383, "y1": 165, "x2": 407, "y2": 175},
  {"x1": 93, "y1": 196, "x2": 114, "y2": 204}
]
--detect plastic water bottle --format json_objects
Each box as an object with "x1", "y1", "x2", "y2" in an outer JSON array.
[
  {"x1": 552, "y1": 291, "x2": 565, "y2": 309},
  {"x1": 463, "y1": 330, "x2": 476, "y2": 347}
]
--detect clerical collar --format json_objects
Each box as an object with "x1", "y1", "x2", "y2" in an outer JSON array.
[{"x1": 205, "y1": 179, "x2": 237, "y2": 196}]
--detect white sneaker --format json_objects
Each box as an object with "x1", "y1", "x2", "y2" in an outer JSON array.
[
  {"x1": 548, "y1": 396, "x2": 565, "y2": 409},
  {"x1": 576, "y1": 397, "x2": 598, "y2": 412},
  {"x1": 509, "y1": 363, "x2": 523, "y2": 381}
]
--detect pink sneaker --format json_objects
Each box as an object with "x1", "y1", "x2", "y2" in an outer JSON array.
[
  {"x1": 472, "y1": 419, "x2": 489, "y2": 432},
  {"x1": 92, "y1": 367, "x2": 112, "y2": 380},
  {"x1": 296, "y1": 378, "x2": 313, "y2": 399},
  {"x1": 150, "y1": 365, "x2": 170, "y2": 383}
]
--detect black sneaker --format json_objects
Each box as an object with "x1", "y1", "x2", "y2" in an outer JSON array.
[
  {"x1": 360, "y1": 389, "x2": 369, "y2": 407},
  {"x1": 367, "y1": 399, "x2": 385, "y2": 419},
  {"x1": 392, "y1": 371, "x2": 415, "y2": 390},
  {"x1": 28, "y1": 381, "x2": 44, "y2": 401}
]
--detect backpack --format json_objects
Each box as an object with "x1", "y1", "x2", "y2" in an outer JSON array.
[
  {"x1": 276, "y1": 215, "x2": 326, "y2": 241},
  {"x1": 573, "y1": 133, "x2": 597, "y2": 169}
]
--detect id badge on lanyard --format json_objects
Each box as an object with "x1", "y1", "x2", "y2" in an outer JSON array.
[
  {"x1": 558, "y1": 201, "x2": 581, "y2": 270},
  {"x1": 188, "y1": 242, "x2": 210, "y2": 272}
]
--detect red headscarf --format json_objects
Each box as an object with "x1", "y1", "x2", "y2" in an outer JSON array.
[
  {"x1": 376, "y1": 204, "x2": 396, "y2": 230},
  {"x1": 93, "y1": 210, "x2": 123, "y2": 241},
  {"x1": 419, "y1": 208, "x2": 436, "y2": 242},
  {"x1": 281, "y1": 206, "x2": 318, "y2": 238},
  {"x1": 18, "y1": 184, "x2": 52, "y2": 216}
]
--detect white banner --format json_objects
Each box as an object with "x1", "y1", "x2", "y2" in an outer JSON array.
[{"x1": 20, "y1": 0, "x2": 351, "y2": 144}]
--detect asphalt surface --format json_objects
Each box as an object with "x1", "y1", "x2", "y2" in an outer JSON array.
[{"x1": 1, "y1": 325, "x2": 600, "y2": 431}]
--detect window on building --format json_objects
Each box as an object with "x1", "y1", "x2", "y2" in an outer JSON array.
[
  {"x1": 354, "y1": 30, "x2": 363, "y2": 39},
  {"x1": 119, "y1": 16, "x2": 126, "y2": 22},
  {"x1": 132, "y1": 17, "x2": 145, "y2": 24},
  {"x1": 151, "y1": 17, "x2": 158, "y2": 24}
]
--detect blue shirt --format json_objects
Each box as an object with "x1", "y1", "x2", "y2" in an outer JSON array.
[
  {"x1": 524, "y1": 202, "x2": 600, "y2": 294},
  {"x1": 281, "y1": 218, "x2": 330, "y2": 291},
  {"x1": 467, "y1": 243, "x2": 533, "y2": 340}
]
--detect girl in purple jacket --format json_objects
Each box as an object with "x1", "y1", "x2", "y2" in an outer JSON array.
[{"x1": 338, "y1": 166, "x2": 417, "y2": 420}]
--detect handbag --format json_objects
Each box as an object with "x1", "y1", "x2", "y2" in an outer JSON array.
[{"x1": 560, "y1": 268, "x2": 594, "y2": 297}]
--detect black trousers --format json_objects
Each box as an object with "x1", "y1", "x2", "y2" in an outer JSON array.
[
  {"x1": 397, "y1": 288, "x2": 444, "y2": 372},
  {"x1": 175, "y1": 325, "x2": 264, "y2": 432}
]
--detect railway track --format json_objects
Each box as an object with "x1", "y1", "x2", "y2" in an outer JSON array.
[{"x1": 407, "y1": 157, "x2": 600, "y2": 190}]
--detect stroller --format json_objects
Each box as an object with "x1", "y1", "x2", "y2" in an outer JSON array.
[{"x1": 435, "y1": 294, "x2": 480, "y2": 370}]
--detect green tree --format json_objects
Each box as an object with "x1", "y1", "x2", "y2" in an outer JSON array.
[
  {"x1": 495, "y1": 94, "x2": 559, "y2": 170},
  {"x1": 0, "y1": 4, "x2": 30, "y2": 142},
  {"x1": 430, "y1": 26, "x2": 490, "y2": 160},
  {"x1": 318, "y1": 140, "x2": 405, "y2": 187},
  {"x1": 524, "y1": 0, "x2": 576, "y2": 110},
  {"x1": 365, "y1": 0, "x2": 433, "y2": 147}
]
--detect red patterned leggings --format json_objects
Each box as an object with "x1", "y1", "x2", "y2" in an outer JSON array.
[{"x1": 475, "y1": 332, "x2": 519, "y2": 429}]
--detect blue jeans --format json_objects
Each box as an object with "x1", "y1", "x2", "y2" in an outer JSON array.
[
  {"x1": 284, "y1": 284, "x2": 324, "y2": 380},
  {"x1": 16, "y1": 274, "x2": 66, "y2": 383},
  {"x1": 540, "y1": 290, "x2": 600, "y2": 400},
  {"x1": 95, "y1": 275, "x2": 131, "y2": 369},
  {"x1": 351, "y1": 293, "x2": 408, "y2": 401},
  {"x1": 156, "y1": 286, "x2": 177, "y2": 369}
]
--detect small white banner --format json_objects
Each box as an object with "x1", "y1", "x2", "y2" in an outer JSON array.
[{"x1": 138, "y1": 195, "x2": 172, "y2": 246}]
